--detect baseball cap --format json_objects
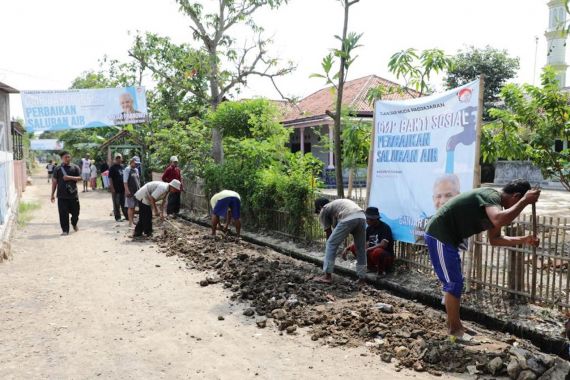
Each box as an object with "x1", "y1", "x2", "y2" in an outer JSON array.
[
  {"x1": 132, "y1": 155, "x2": 141, "y2": 164},
  {"x1": 170, "y1": 156, "x2": 178, "y2": 162},
  {"x1": 115, "y1": 153, "x2": 122, "y2": 159}
]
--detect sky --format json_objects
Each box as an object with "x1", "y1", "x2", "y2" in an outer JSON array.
[{"x1": 0, "y1": 0, "x2": 552, "y2": 119}]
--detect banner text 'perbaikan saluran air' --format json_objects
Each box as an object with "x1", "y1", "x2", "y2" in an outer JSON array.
[
  {"x1": 21, "y1": 87, "x2": 148, "y2": 133},
  {"x1": 368, "y1": 80, "x2": 480, "y2": 244}
]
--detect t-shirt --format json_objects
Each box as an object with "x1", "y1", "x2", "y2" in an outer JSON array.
[
  {"x1": 210, "y1": 190, "x2": 241, "y2": 208},
  {"x1": 123, "y1": 166, "x2": 141, "y2": 195},
  {"x1": 319, "y1": 199, "x2": 365, "y2": 230},
  {"x1": 135, "y1": 181, "x2": 170, "y2": 206},
  {"x1": 426, "y1": 187, "x2": 502, "y2": 247},
  {"x1": 366, "y1": 221, "x2": 394, "y2": 254},
  {"x1": 90, "y1": 164, "x2": 97, "y2": 178},
  {"x1": 53, "y1": 164, "x2": 81, "y2": 199},
  {"x1": 108, "y1": 163, "x2": 125, "y2": 193},
  {"x1": 46, "y1": 163, "x2": 54, "y2": 173},
  {"x1": 81, "y1": 158, "x2": 91, "y2": 174}
]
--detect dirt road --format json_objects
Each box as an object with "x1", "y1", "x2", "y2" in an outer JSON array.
[{"x1": 0, "y1": 176, "x2": 456, "y2": 379}]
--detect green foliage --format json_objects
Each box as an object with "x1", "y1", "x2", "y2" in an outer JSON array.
[
  {"x1": 342, "y1": 115, "x2": 370, "y2": 169},
  {"x1": 310, "y1": 32, "x2": 363, "y2": 89},
  {"x1": 388, "y1": 48, "x2": 453, "y2": 96},
  {"x1": 18, "y1": 201, "x2": 40, "y2": 227},
  {"x1": 485, "y1": 67, "x2": 570, "y2": 190},
  {"x1": 209, "y1": 99, "x2": 286, "y2": 141},
  {"x1": 203, "y1": 111, "x2": 321, "y2": 235},
  {"x1": 149, "y1": 119, "x2": 212, "y2": 177},
  {"x1": 446, "y1": 46, "x2": 519, "y2": 119}
]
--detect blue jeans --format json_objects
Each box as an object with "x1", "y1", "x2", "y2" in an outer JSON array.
[{"x1": 324, "y1": 218, "x2": 367, "y2": 278}]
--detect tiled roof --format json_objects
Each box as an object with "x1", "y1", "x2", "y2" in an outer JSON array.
[{"x1": 283, "y1": 75, "x2": 419, "y2": 123}]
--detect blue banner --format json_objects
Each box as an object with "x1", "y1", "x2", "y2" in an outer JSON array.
[
  {"x1": 21, "y1": 86, "x2": 148, "y2": 133},
  {"x1": 368, "y1": 80, "x2": 480, "y2": 243},
  {"x1": 30, "y1": 139, "x2": 64, "y2": 151}
]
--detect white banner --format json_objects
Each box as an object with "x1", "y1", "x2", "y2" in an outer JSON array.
[
  {"x1": 22, "y1": 86, "x2": 148, "y2": 133},
  {"x1": 368, "y1": 80, "x2": 480, "y2": 243},
  {"x1": 30, "y1": 139, "x2": 64, "y2": 151}
]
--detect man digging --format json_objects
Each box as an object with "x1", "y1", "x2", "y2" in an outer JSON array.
[
  {"x1": 314, "y1": 198, "x2": 366, "y2": 285},
  {"x1": 425, "y1": 179, "x2": 540, "y2": 343}
]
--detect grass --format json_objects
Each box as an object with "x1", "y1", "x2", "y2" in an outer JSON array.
[{"x1": 17, "y1": 201, "x2": 41, "y2": 227}]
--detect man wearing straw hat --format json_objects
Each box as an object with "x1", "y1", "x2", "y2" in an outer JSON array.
[
  {"x1": 132, "y1": 179, "x2": 181, "y2": 238},
  {"x1": 425, "y1": 179, "x2": 540, "y2": 343}
]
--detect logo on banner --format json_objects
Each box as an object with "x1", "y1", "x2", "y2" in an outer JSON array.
[{"x1": 457, "y1": 88, "x2": 472, "y2": 103}]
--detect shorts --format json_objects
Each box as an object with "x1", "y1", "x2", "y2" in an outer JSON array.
[
  {"x1": 125, "y1": 196, "x2": 137, "y2": 208},
  {"x1": 425, "y1": 233, "x2": 464, "y2": 299},
  {"x1": 213, "y1": 197, "x2": 240, "y2": 220},
  {"x1": 81, "y1": 172, "x2": 90, "y2": 181}
]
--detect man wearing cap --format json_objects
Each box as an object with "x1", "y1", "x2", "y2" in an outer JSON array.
[
  {"x1": 162, "y1": 156, "x2": 183, "y2": 216},
  {"x1": 123, "y1": 157, "x2": 141, "y2": 227},
  {"x1": 210, "y1": 190, "x2": 241, "y2": 237},
  {"x1": 133, "y1": 179, "x2": 181, "y2": 237},
  {"x1": 314, "y1": 198, "x2": 366, "y2": 284},
  {"x1": 108, "y1": 153, "x2": 129, "y2": 222},
  {"x1": 343, "y1": 207, "x2": 394, "y2": 275}
]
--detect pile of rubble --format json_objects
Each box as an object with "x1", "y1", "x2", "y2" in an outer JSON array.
[{"x1": 156, "y1": 222, "x2": 569, "y2": 379}]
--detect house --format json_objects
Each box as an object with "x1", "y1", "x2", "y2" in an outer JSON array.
[
  {"x1": 11, "y1": 121, "x2": 27, "y2": 195},
  {"x1": 281, "y1": 75, "x2": 418, "y2": 184},
  {"x1": 0, "y1": 81, "x2": 20, "y2": 261}
]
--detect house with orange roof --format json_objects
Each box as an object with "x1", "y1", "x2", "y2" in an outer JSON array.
[{"x1": 282, "y1": 75, "x2": 418, "y2": 185}]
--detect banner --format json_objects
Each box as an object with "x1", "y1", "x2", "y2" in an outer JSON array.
[
  {"x1": 22, "y1": 86, "x2": 148, "y2": 133},
  {"x1": 368, "y1": 80, "x2": 480, "y2": 243},
  {"x1": 30, "y1": 139, "x2": 64, "y2": 151}
]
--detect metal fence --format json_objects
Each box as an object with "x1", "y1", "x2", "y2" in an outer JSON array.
[{"x1": 180, "y1": 176, "x2": 570, "y2": 309}]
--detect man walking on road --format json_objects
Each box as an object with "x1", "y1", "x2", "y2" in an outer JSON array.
[
  {"x1": 51, "y1": 151, "x2": 81, "y2": 236},
  {"x1": 314, "y1": 198, "x2": 367, "y2": 285},
  {"x1": 162, "y1": 156, "x2": 183, "y2": 216},
  {"x1": 133, "y1": 180, "x2": 181, "y2": 238},
  {"x1": 425, "y1": 180, "x2": 540, "y2": 343},
  {"x1": 123, "y1": 157, "x2": 141, "y2": 227},
  {"x1": 108, "y1": 153, "x2": 128, "y2": 222}
]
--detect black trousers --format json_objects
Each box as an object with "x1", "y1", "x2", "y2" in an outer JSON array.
[
  {"x1": 167, "y1": 191, "x2": 181, "y2": 215},
  {"x1": 134, "y1": 201, "x2": 152, "y2": 236},
  {"x1": 58, "y1": 198, "x2": 80, "y2": 233},
  {"x1": 112, "y1": 192, "x2": 129, "y2": 221}
]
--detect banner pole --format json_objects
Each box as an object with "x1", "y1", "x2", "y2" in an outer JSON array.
[
  {"x1": 466, "y1": 75, "x2": 485, "y2": 292},
  {"x1": 365, "y1": 101, "x2": 376, "y2": 206}
]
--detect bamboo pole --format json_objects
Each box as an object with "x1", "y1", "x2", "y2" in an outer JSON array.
[
  {"x1": 465, "y1": 76, "x2": 485, "y2": 291},
  {"x1": 531, "y1": 203, "x2": 538, "y2": 302},
  {"x1": 365, "y1": 103, "x2": 376, "y2": 206}
]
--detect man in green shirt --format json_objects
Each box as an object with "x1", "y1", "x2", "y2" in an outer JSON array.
[{"x1": 425, "y1": 179, "x2": 540, "y2": 342}]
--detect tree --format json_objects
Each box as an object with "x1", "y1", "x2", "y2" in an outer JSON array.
[
  {"x1": 387, "y1": 48, "x2": 453, "y2": 97},
  {"x1": 341, "y1": 111, "x2": 369, "y2": 198},
  {"x1": 485, "y1": 67, "x2": 570, "y2": 191},
  {"x1": 208, "y1": 98, "x2": 284, "y2": 140},
  {"x1": 311, "y1": 0, "x2": 362, "y2": 197},
  {"x1": 446, "y1": 46, "x2": 519, "y2": 120},
  {"x1": 148, "y1": 0, "x2": 295, "y2": 163}
]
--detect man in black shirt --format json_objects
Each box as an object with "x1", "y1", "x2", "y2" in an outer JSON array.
[
  {"x1": 108, "y1": 153, "x2": 128, "y2": 222},
  {"x1": 51, "y1": 151, "x2": 81, "y2": 235},
  {"x1": 343, "y1": 207, "x2": 394, "y2": 275}
]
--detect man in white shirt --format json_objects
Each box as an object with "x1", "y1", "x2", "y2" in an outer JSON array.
[
  {"x1": 210, "y1": 190, "x2": 241, "y2": 237},
  {"x1": 133, "y1": 179, "x2": 181, "y2": 237}
]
